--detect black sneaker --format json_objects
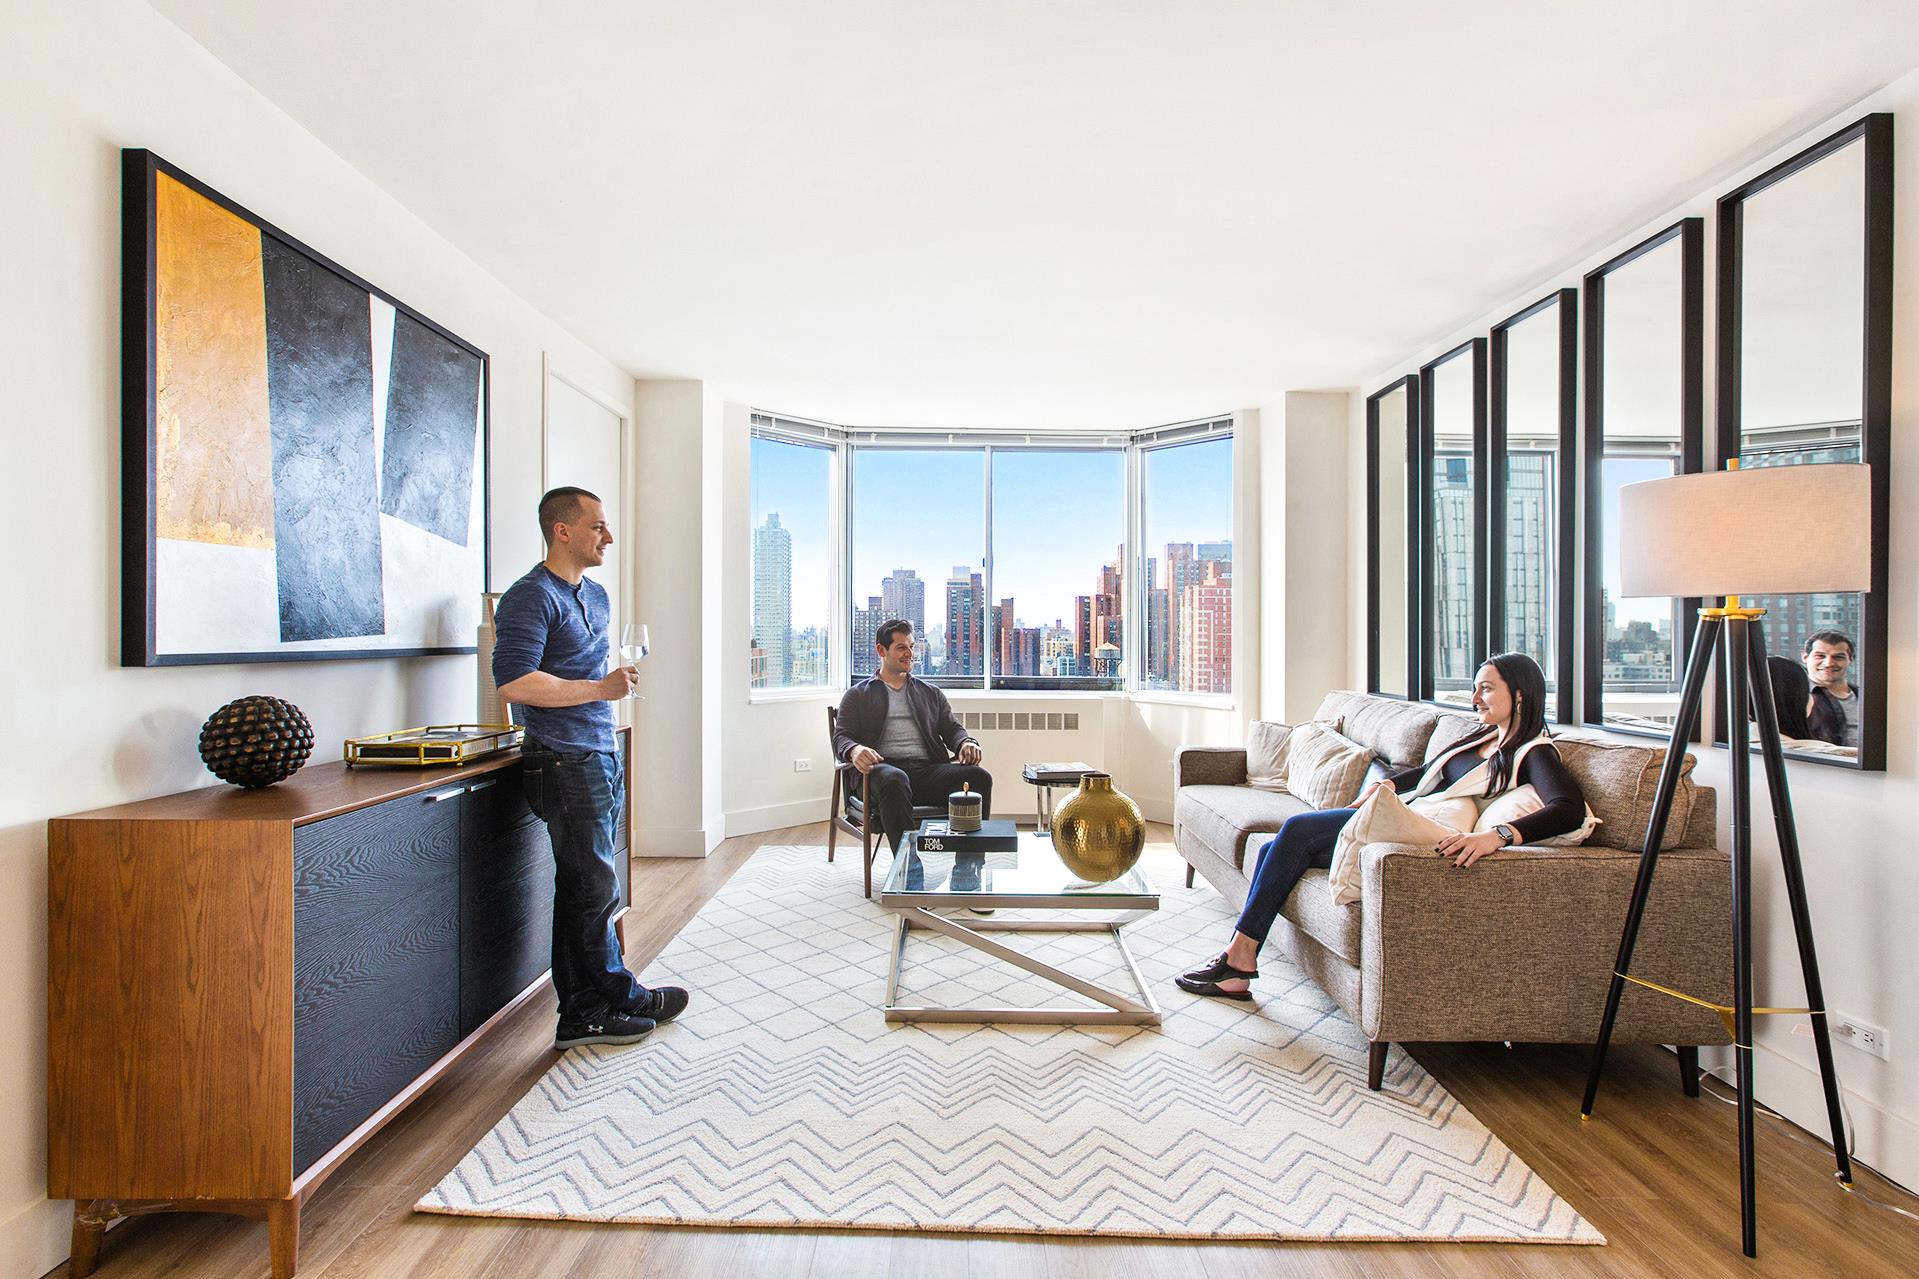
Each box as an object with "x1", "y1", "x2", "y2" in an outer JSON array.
[
  {"x1": 621, "y1": 986, "x2": 690, "y2": 1025},
  {"x1": 555, "y1": 1007, "x2": 656, "y2": 1050}
]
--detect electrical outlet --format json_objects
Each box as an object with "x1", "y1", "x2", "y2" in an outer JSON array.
[
  {"x1": 793, "y1": 758, "x2": 812, "y2": 773},
  {"x1": 1831, "y1": 1012, "x2": 1890, "y2": 1060}
]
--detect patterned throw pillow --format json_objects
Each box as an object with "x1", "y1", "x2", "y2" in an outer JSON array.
[{"x1": 1282, "y1": 721, "x2": 1376, "y2": 809}]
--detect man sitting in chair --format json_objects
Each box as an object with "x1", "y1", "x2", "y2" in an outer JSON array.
[{"x1": 832, "y1": 619, "x2": 991, "y2": 852}]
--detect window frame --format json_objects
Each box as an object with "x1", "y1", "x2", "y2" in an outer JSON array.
[
  {"x1": 1580, "y1": 218, "x2": 1706, "y2": 737},
  {"x1": 1365, "y1": 376, "x2": 1419, "y2": 699},
  {"x1": 1417, "y1": 337, "x2": 1489, "y2": 705},
  {"x1": 1134, "y1": 423, "x2": 1237, "y2": 703},
  {"x1": 1489, "y1": 288, "x2": 1578, "y2": 724}
]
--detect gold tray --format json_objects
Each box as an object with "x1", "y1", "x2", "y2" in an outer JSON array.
[{"x1": 344, "y1": 724, "x2": 522, "y2": 767}]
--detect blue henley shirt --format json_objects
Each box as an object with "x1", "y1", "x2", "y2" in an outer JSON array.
[{"x1": 491, "y1": 562, "x2": 617, "y2": 754}]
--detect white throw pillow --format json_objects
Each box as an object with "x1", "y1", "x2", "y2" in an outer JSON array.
[
  {"x1": 1245, "y1": 721, "x2": 1293, "y2": 791},
  {"x1": 1473, "y1": 784, "x2": 1602, "y2": 847},
  {"x1": 1282, "y1": 721, "x2": 1375, "y2": 810}
]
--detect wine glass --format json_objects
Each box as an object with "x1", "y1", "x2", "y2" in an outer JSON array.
[{"x1": 619, "y1": 623, "x2": 650, "y2": 700}]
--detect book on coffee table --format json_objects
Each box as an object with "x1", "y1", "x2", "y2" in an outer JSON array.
[
  {"x1": 1023, "y1": 761, "x2": 1095, "y2": 783},
  {"x1": 915, "y1": 818, "x2": 1019, "y2": 853}
]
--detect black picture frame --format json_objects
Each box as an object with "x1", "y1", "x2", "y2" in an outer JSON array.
[
  {"x1": 1417, "y1": 338, "x2": 1489, "y2": 704},
  {"x1": 123, "y1": 149, "x2": 491, "y2": 667},
  {"x1": 1581, "y1": 218, "x2": 1705, "y2": 737},
  {"x1": 1710, "y1": 113, "x2": 1892, "y2": 771},
  {"x1": 1365, "y1": 376, "x2": 1420, "y2": 699},
  {"x1": 1489, "y1": 288, "x2": 1578, "y2": 724}
]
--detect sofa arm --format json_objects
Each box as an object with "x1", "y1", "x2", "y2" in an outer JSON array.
[
  {"x1": 1355, "y1": 840, "x2": 1733, "y2": 1047},
  {"x1": 1175, "y1": 747, "x2": 1247, "y2": 788}
]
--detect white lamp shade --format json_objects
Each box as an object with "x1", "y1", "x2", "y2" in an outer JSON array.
[{"x1": 1617, "y1": 464, "x2": 1871, "y2": 598}]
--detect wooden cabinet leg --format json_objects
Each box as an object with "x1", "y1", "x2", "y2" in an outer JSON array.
[
  {"x1": 267, "y1": 1197, "x2": 301, "y2": 1279},
  {"x1": 1367, "y1": 1041, "x2": 1389, "y2": 1091},
  {"x1": 69, "y1": 1201, "x2": 111, "y2": 1278}
]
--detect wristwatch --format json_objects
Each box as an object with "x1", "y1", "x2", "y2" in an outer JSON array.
[{"x1": 1493, "y1": 823, "x2": 1518, "y2": 847}]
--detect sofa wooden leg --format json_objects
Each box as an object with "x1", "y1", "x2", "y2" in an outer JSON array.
[
  {"x1": 1368, "y1": 1041, "x2": 1389, "y2": 1091},
  {"x1": 1184, "y1": 863, "x2": 1195, "y2": 889},
  {"x1": 1678, "y1": 1045, "x2": 1701, "y2": 1098}
]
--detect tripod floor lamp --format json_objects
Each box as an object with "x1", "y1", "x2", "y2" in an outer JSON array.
[{"x1": 1581, "y1": 461, "x2": 1870, "y2": 1257}]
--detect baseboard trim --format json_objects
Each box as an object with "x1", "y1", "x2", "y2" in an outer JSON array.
[
  {"x1": 1696, "y1": 1040, "x2": 1918, "y2": 1193},
  {"x1": 724, "y1": 798, "x2": 832, "y2": 838},
  {"x1": 2, "y1": 1195, "x2": 74, "y2": 1279},
  {"x1": 633, "y1": 826, "x2": 718, "y2": 858}
]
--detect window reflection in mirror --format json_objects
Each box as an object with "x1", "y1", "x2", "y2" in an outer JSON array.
[
  {"x1": 1735, "y1": 137, "x2": 1866, "y2": 760},
  {"x1": 1596, "y1": 233, "x2": 1689, "y2": 733},
  {"x1": 1426, "y1": 349, "x2": 1480, "y2": 707},
  {"x1": 1497, "y1": 297, "x2": 1567, "y2": 718},
  {"x1": 1369, "y1": 382, "x2": 1412, "y2": 697}
]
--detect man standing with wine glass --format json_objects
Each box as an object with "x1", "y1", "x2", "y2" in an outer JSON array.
[{"x1": 493, "y1": 486, "x2": 691, "y2": 1049}]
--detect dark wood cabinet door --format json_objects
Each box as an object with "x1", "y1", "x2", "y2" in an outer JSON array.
[
  {"x1": 458, "y1": 769, "x2": 555, "y2": 1036},
  {"x1": 292, "y1": 786, "x2": 461, "y2": 1173}
]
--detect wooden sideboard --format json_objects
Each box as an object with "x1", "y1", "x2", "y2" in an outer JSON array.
[{"x1": 47, "y1": 729, "x2": 631, "y2": 1279}]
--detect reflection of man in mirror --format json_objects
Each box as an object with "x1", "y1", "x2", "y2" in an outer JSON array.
[{"x1": 1802, "y1": 631, "x2": 1859, "y2": 748}]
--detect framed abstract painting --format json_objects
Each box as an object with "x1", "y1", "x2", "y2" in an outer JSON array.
[{"x1": 122, "y1": 149, "x2": 490, "y2": 666}]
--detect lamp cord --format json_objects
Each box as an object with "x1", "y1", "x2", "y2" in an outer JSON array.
[{"x1": 1694, "y1": 1064, "x2": 1919, "y2": 1226}]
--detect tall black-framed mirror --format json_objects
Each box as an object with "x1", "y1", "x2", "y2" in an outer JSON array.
[
  {"x1": 1713, "y1": 113, "x2": 1892, "y2": 770},
  {"x1": 1419, "y1": 338, "x2": 1488, "y2": 707},
  {"x1": 1491, "y1": 289, "x2": 1577, "y2": 724},
  {"x1": 1582, "y1": 219, "x2": 1705, "y2": 737},
  {"x1": 1367, "y1": 377, "x2": 1419, "y2": 698}
]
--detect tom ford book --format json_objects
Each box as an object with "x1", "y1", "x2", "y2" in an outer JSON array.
[{"x1": 915, "y1": 818, "x2": 1018, "y2": 853}]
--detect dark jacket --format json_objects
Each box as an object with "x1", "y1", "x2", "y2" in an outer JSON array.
[{"x1": 833, "y1": 675, "x2": 976, "y2": 765}]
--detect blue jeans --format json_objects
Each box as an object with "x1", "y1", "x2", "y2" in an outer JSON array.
[
  {"x1": 1234, "y1": 807, "x2": 1359, "y2": 947},
  {"x1": 522, "y1": 742, "x2": 646, "y2": 1019}
]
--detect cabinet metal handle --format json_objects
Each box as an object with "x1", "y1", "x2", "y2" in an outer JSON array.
[
  {"x1": 424, "y1": 788, "x2": 464, "y2": 803},
  {"x1": 466, "y1": 779, "x2": 498, "y2": 793}
]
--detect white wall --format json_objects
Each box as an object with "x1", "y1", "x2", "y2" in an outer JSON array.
[
  {"x1": 1344, "y1": 71, "x2": 1919, "y2": 1190},
  {"x1": 0, "y1": 3, "x2": 636, "y2": 1273}
]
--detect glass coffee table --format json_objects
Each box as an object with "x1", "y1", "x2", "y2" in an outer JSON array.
[{"x1": 877, "y1": 830, "x2": 1161, "y2": 1026}]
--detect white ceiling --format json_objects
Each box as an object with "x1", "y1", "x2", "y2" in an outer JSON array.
[{"x1": 149, "y1": 1, "x2": 1919, "y2": 429}]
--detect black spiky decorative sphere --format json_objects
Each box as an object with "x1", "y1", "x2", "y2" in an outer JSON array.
[{"x1": 199, "y1": 696, "x2": 315, "y2": 788}]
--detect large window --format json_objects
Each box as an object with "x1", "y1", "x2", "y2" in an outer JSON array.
[
  {"x1": 1140, "y1": 435, "x2": 1234, "y2": 695},
  {"x1": 749, "y1": 432, "x2": 834, "y2": 690},
  {"x1": 754, "y1": 413, "x2": 1233, "y2": 696},
  {"x1": 990, "y1": 449, "x2": 1126, "y2": 690},
  {"x1": 1420, "y1": 340, "x2": 1486, "y2": 705}
]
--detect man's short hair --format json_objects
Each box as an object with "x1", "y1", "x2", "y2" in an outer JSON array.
[
  {"x1": 875, "y1": 619, "x2": 914, "y2": 650},
  {"x1": 1804, "y1": 630, "x2": 1854, "y2": 658},
  {"x1": 538, "y1": 486, "x2": 600, "y2": 545}
]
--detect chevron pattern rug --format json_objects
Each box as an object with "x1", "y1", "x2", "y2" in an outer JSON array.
[{"x1": 418, "y1": 844, "x2": 1602, "y2": 1243}]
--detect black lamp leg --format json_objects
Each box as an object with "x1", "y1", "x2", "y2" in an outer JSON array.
[
  {"x1": 1725, "y1": 616, "x2": 1758, "y2": 1257},
  {"x1": 1582, "y1": 611, "x2": 1721, "y2": 1121},
  {"x1": 1746, "y1": 620, "x2": 1853, "y2": 1189}
]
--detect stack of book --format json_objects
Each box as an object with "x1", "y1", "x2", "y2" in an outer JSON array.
[
  {"x1": 1026, "y1": 761, "x2": 1095, "y2": 783},
  {"x1": 915, "y1": 818, "x2": 1018, "y2": 852}
]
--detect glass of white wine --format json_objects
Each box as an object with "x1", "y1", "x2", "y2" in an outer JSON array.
[{"x1": 618, "y1": 623, "x2": 649, "y2": 700}]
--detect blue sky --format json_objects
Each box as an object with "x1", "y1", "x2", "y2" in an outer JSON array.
[{"x1": 750, "y1": 437, "x2": 1233, "y2": 629}]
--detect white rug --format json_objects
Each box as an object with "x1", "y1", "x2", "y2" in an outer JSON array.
[{"x1": 418, "y1": 845, "x2": 1602, "y2": 1243}]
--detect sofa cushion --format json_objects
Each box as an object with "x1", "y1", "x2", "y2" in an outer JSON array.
[
  {"x1": 1425, "y1": 712, "x2": 1486, "y2": 763},
  {"x1": 1278, "y1": 868, "x2": 1362, "y2": 966},
  {"x1": 1245, "y1": 720, "x2": 1292, "y2": 790},
  {"x1": 1283, "y1": 722, "x2": 1375, "y2": 809},
  {"x1": 1175, "y1": 785, "x2": 1311, "y2": 871},
  {"x1": 1554, "y1": 736, "x2": 1698, "y2": 851},
  {"x1": 1314, "y1": 691, "x2": 1439, "y2": 769}
]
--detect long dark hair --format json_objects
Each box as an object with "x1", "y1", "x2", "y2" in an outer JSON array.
[
  {"x1": 1481, "y1": 652, "x2": 1548, "y2": 796},
  {"x1": 1765, "y1": 656, "x2": 1813, "y2": 739}
]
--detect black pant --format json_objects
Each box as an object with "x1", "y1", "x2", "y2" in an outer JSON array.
[{"x1": 864, "y1": 759, "x2": 993, "y2": 851}]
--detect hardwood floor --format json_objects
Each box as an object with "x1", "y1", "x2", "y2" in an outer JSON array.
[{"x1": 49, "y1": 823, "x2": 1919, "y2": 1279}]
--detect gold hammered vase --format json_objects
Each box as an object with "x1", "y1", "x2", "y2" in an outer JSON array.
[{"x1": 1049, "y1": 772, "x2": 1145, "y2": 882}]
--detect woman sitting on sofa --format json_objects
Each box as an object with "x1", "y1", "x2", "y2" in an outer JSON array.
[{"x1": 1175, "y1": 651, "x2": 1589, "y2": 1000}]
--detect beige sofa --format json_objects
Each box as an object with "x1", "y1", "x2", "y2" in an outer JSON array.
[{"x1": 1173, "y1": 690, "x2": 1733, "y2": 1090}]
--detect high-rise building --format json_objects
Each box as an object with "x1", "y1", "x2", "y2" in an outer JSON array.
[
  {"x1": 1011, "y1": 626, "x2": 1043, "y2": 677},
  {"x1": 1432, "y1": 454, "x2": 1475, "y2": 690},
  {"x1": 851, "y1": 594, "x2": 884, "y2": 677},
  {"x1": 1504, "y1": 452, "x2": 1554, "y2": 665},
  {"x1": 1143, "y1": 557, "x2": 1171, "y2": 685},
  {"x1": 751, "y1": 512, "x2": 792, "y2": 687},
  {"x1": 943, "y1": 567, "x2": 983, "y2": 677},
  {"x1": 994, "y1": 598, "x2": 1015, "y2": 678},
  {"x1": 1041, "y1": 625, "x2": 1077, "y2": 677},
  {"x1": 1164, "y1": 542, "x2": 1199, "y2": 686},
  {"x1": 1196, "y1": 541, "x2": 1232, "y2": 564},
  {"x1": 1180, "y1": 564, "x2": 1233, "y2": 694},
  {"x1": 789, "y1": 625, "x2": 827, "y2": 686},
  {"x1": 882, "y1": 568, "x2": 925, "y2": 640}
]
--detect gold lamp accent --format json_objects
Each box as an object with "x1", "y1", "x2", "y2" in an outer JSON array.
[{"x1": 1049, "y1": 772, "x2": 1144, "y2": 882}]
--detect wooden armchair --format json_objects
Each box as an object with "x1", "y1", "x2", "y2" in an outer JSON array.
[{"x1": 826, "y1": 707, "x2": 942, "y2": 897}]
